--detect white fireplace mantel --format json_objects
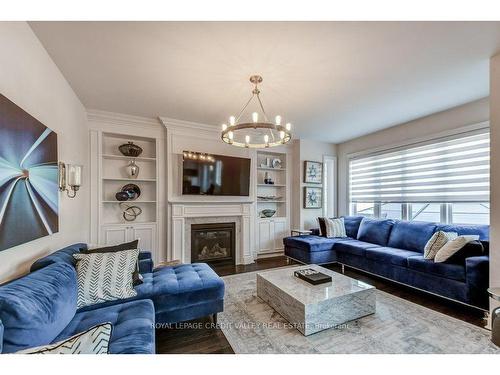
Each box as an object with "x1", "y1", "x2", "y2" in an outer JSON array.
[{"x1": 171, "y1": 202, "x2": 255, "y2": 265}]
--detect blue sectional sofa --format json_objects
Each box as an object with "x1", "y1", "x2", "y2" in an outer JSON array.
[
  {"x1": 0, "y1": 243, "x2": 225, "y2": 354},
  {"x1": 284, "y1": 217, "x2": 489, "y2": 309}
]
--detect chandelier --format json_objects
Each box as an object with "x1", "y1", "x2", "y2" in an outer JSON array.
[{"x1": 221, "y1": 75, "x2": 292, "y2": 148}]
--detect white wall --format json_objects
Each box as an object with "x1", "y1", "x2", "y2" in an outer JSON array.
[
  {"x1": 291, "y1": 139, "x2": 337, "y2": 229},
  {"x1": 336, "y1": 97, "x2": 489, "y2": 216},
  {"x1": 490, "y1": 54, "x2": 500, "y2": 313},
  {"x1": 0, "y1": 22, "x2": 89, "y2": 282}
]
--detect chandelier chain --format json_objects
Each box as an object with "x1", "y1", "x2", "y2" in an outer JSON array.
[{"x1": 235, "y1": 93, "x2": 255, "y2": 123}]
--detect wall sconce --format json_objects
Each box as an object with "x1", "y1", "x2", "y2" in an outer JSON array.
[{"x1": 59, "y1": 162, "x2": 82, "y2": 198}]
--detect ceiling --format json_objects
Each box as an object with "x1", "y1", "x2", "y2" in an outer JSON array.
[{"x1": 30, "y1": 21, "x2": 500, "y2": 143}]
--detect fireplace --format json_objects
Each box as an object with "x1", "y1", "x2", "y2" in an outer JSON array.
[{"x1": 191, "y1": 222, "x2": 235, "y2": 264}]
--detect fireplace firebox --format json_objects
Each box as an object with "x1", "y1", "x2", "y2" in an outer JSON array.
[{"x1": 191, "y1": 222, "x2": 235, "y2": 264}]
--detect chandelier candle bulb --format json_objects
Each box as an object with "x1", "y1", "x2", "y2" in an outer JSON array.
[
  {"x1": 252, "y1": 112, "x2": 259, "y2": 123},
  {"x1": 275, "y1": 115, "x2": 282, "y2": 125},
  {"x1": 228, "y1": 131, "x2": 234, "y2": 140},
  {"x1": 222, "y1": 123, "x2": 227, "y2": 131},
  {"x1": 286, "y1": 123, "x2": 291, "y2": 131},
  {"x1": 245, "y1": 135, "x2": 250, "y2": 144},
  {"x1": 229, "y1": 116, "x2": 236, "y2": 126},
  {"x1": 280, "y1": 131, "x2": 285, "y2": 140},
  {"x1": 264, "y1": 134, "x2": 269, "y2": 144}
]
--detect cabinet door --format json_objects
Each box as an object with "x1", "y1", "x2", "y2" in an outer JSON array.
[
  {"x1": 258, "y1": 220, "x2": 273, "y2": 253},
  {"x1": 101, "y1": 225, "x2": 128, "y2": 245},
  {"x1": 273, "y1": 219, "x2": 287, "y2": 250},
  {"x1": 130, "y1": 224, "x2": 157, "y2": 254}
]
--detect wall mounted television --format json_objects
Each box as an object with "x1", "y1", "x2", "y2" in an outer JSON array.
[{"x1": 182, "y1": 152, "x2": 251, "y2": 196}]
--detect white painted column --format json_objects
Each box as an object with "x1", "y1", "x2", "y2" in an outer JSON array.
[{"x1": 490, "y1": 53, "x2": 500, "y2": 316}]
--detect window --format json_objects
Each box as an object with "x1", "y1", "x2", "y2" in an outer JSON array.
[
  {"x1": 380, "y1": 203, "x2": 403, "y2": 220},
  {"x1": 351, "y1": 202, "x2": 376, "y2": 217},
  {"x1": 410, "y1": 203, "x2": 441, "y2": 223},
  {"x1": 451, "y1": 203, "x2": 489, "y2": 225},
  {"x1": 349, "y1": 128, "x2": 490, "y2": 225}
]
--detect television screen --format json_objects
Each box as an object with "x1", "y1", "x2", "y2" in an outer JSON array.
[{"x1": 182, "y1": 152, "x2": 251, "y2": 196}]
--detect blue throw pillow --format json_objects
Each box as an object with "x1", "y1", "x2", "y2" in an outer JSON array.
[{"x1": 357, "y1": 218, "x2": 395, "y2": 246}]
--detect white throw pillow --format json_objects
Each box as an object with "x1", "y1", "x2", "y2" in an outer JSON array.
[
  {"x1": 423, "y1": 231, "x2": 458, "y2": 260},
  {"x1": 434, "y1": 235, "x2": 480, "y2": 263},
  {"x1": 73, "y1": 248, "x2": 139, "y2": 308},
  {"x1": 18, "y1": 323, "x2": 112, "y2": 354},
  {"x1": 325, "y1": 217, "x2": 347, "y2": 238}
]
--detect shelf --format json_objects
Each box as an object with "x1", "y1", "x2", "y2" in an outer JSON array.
[
  {"x1": 258, "y1": 216, "x2": 287, "y2": 220},
  {"x1": 102, "y1": 221, "x2": 158, "y2": 226},
  {"x1": 257, "y1": 167, "x2": 286, "y2": 171},
  {"x1": 102, "y1": 200, "x2": 156, "y2": 203},
  {"x1": 102, "y1": 154, "x2": 156, "y2": 162},
  {"x1": 102, "y1": 178, "x2": 156, "y2": 182},
  {"x1": 257, "y1": 184, "x2": 286, "y2": 187},
  {"x1": 257, "y1": 200, "x2": 286, "y2": 203}
]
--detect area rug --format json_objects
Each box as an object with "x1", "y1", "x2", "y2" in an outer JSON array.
[{"x1": 219, "y1": 269, "x2": 498, "y2": 354}]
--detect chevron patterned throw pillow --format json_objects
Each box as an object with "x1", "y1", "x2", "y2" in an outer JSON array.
[
  {"x1": 73, "y1": 248, "x2": 139, "y2": 308},
  {"x1": 18, "y1": 323, "x2": 112, "y2": 354}
]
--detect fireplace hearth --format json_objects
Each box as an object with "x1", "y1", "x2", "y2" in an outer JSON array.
[{"x1": 191, "y1": 222, "x2": 235, "y2": 264}]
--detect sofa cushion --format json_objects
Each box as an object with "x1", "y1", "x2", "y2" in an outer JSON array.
[
  {"x1": 357, "y1": 218, "x2": 395, "y2": 246},
  {"x1": 19, "y1": 323, "x2": 112, "y2": 354},
  {"x1": 283, "y1": 235, "x2": 347, "y2": 252},
  {"x1": 54, "y1": 300, "x2": 155, "y2": 354},
  {"x1": 151, "y1": 263, "x2": 224, "y2": 314},
  {"x1": 333, "y1": 239, "x2": 381, "y2": 257},
  {"x1": 342, "y1": 216, "x2": 364, "y2": 238},
  {"x1": 435, "y1": 224, "x2": 489, "y2": 241},
  {"x1": 0, "y1": 263, "x2": 78, "y2": 353},
  {"x1": 434, "y1": 236, "x2": 480, "y2": 263},
  {"x1": 73, "y1": 249, "x2": 139, "y2": 309},
  {"x1": 444, "y1": 240, "x2": 485, "y2": 264},
  {"x1": 365, "y1": 247, "x2": 420, "y2": 266},
  {"x1": 388, "y1": 220, "x2": 437, "y2": 253},
  {"x1": 30, "y1": 243, "x2": 88, "y2": 272},
  {"x1": 76, "y1": 272, "x2": 154, "y2": 313},
  {"x1": 81, "y1": 240, "x2": 142, "y2": 286},
  {"x1": 407, "y1": 256, "x2": 466, "y2": 282}
]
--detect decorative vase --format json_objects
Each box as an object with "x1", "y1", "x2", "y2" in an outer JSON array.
[
  {"x1": 125, "y1": 160, "x2": 140, "y2": 179},
  {"x1": 119, "y1": 142, "x2": 143, "y2": 157},
  {"x1": 264, "y1": 171, "x2": 271, "y2": 184},
  {"x1": 115, "y1": 191, "x2": 130, "y2": 201}
]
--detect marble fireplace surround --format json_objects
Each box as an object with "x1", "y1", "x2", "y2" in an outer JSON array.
[{"x1": 171, "y1": 203, "x2": 255, "y2": 265}]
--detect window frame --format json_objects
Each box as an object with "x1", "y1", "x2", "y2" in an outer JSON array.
[{"x1": 350, "y1": 201, "x2": 489, "y2": 225}]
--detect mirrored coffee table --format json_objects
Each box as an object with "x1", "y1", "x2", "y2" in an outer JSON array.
[{"x1": 257, "y1": 264, "x2": 376, "y2": 336}]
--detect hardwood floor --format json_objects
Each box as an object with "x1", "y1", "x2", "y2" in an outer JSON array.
[{"x1": 155, "y1": 256, "x2": 486, "y2": 354}]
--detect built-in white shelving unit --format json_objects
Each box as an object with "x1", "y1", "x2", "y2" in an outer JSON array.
[
  {"x1": 255, "y1": 150, "x2": 290, "y2": 257},
  {"x1": 97, "y1": 132, "x2": 160, "y2": 259}
]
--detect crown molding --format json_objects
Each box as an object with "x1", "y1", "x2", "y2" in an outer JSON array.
[
  {"x1": 87, "y1": 109, "x2": 161, "y2": 128},
  {"x1": 159, "y1": 116, "x2": 219, "y2": 134}
]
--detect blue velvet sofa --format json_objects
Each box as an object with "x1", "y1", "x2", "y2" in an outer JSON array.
[
  {"x1": 284, "y1": 217, "x2": 489, "y2": 309},
  {"x1": 0, "y1": 243, "x2": 225, "y2": 354}
]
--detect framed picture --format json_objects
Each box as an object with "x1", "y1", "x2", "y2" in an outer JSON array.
[
  {"x1": 304, "y1": 160, "x2": 322, "y2": 184},
  {"x1": 303, "y1": 187, "x2": 323, "y2": 209},
  {"x1": 0, "y1": 94, "x2": 59, "y2": 251}
]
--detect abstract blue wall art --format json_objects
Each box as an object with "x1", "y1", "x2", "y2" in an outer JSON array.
[{"x1": 0, "y1": 94, "x2": 58, "y2": 251}]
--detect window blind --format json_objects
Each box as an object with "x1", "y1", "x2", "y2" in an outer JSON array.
[{"x1": 349, "y1": 129, "x2": 490, "y2": 203}]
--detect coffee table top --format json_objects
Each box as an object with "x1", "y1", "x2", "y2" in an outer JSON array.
[{"x1": 257, "y1": 264, "x2": 375, "y2": 305}]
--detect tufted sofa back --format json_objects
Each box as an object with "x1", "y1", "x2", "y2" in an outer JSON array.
[{"x1": 29, "y1": 242, "x2": 87, "y2": 273}]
